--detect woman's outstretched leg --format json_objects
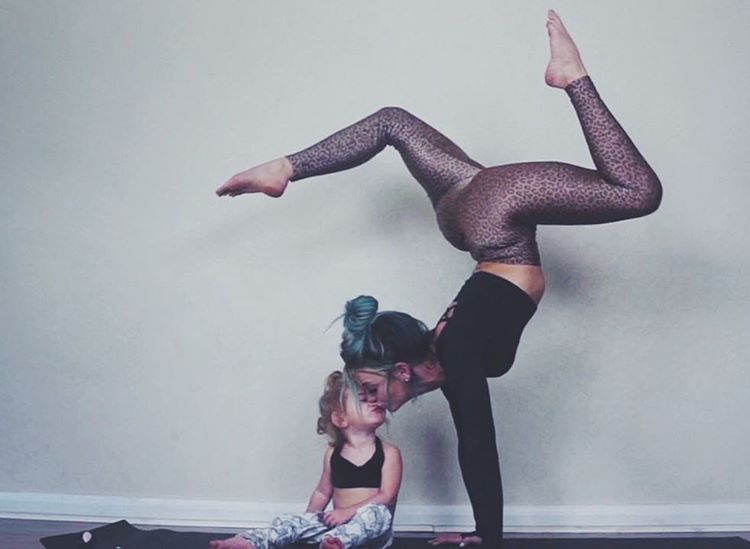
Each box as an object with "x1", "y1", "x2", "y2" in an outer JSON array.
[
  {"x1": 286, "y1": 107, "x2": 483, "y2": 206},
  {"x1": 516, "y1": 10, "x2": 662, "y2": 225},
  {"x1": 440, "y1": 11, "x2": 662, "y2": 265},
  {"x1": 216, "y1": 107, "x2": 483, "y2": 206}
]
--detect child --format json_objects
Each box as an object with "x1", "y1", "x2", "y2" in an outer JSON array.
[{"x1": 209, "y1": 371, "x2": 402, "y2": 549}]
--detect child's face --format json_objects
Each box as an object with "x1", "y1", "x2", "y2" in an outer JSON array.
[{"x1": 338, "y1": 390, "x2": 386, "y2": 431}]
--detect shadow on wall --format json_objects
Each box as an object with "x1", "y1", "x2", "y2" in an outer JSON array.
[
  {"x1": 399, "y1": 408, "x2": 463, "y2": 505},
  {"x1": 539, "y1": 223, "x2": 727, "y2": 315},
  {"x1": 178, "y1": 172, "x2": 438, "y2": 268},
  {"x1": 502, "y1": 221, "x2": 732, "y2": 504}
]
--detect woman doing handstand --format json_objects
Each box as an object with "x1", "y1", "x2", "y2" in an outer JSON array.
[{"x1": 216, "y1": 10, "x2": 661, "y2": 548}]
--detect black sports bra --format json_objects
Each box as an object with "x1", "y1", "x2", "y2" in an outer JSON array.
[{"x1": 331, "y1": 437, "x2": 384, "y2": 489}]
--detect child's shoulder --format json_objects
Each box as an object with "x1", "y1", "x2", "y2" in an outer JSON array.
[{"x1": 379, "y1": 439, "x2": 401, "y2": 456}]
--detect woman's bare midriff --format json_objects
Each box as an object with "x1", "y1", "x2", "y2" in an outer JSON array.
[
  {"x1": 475, "y1": 261, "x2": 545, "y2": 305},
  {"x1": 333, "y1": 487, "x2": 379, "y2": 509},
  {"x1": 433, "y1": 262, "x2": 544, "y2": 340}
]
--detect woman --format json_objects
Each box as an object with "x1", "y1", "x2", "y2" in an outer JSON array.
[{"x1": 217, "y1": 11, "x2": 661, "y2": 547}]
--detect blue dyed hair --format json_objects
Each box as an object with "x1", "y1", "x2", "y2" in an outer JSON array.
[{"x1": 339, "y1": 295, "x2": 433, "y2": 405}]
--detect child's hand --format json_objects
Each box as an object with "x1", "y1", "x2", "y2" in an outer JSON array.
[
  {"x1": 322, "y1": 507, "x2": 356, "y2": 527},
  {"x1": 428, "y1": 533, "x2": 482, "y2": 547}
]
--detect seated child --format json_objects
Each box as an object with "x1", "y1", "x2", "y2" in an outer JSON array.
[{"x1": 210, "y1": 371, "x2": 402, "y2": 549}]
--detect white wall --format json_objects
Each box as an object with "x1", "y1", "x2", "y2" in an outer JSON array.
[{"x1": 1, "y1": 0, "x2": 748, "y2": 527}]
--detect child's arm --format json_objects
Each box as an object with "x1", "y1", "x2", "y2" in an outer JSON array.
[
  {"x1": 322, "y1": 443, "x2": 403, "y2": 526},
  {"x1": 370, "y1": 442, "x2": 403, "y2": 507},
  {"x1": 305, "y1": 446, "x2": 334, "y2": 513}
]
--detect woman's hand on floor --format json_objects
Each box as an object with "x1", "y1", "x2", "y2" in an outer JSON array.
[{"x1": 428, "y1": 533, "x2": 482, "y2": 546}]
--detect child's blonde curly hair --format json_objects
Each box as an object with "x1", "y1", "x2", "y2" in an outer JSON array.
[{"x1": 316, "y1": 371, "x2": 347, "y2": 447}]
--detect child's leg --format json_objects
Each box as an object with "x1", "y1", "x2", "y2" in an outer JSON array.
[
  {"x1": 287, "y1": 107, "x2": 483, "y2": 206},
  {"x1": 317, "y1": 503, "x2": 393, "y2": 549},
  {"x1": 240, "y1": 512, "x2": 330, "y2": 549}
]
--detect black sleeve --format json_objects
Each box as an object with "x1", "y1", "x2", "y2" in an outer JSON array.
[{"x1": 438, "y1": 308, "x2": 504, "y2": 547}]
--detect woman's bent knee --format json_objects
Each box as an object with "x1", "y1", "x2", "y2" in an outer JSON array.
[
  {"x1": 375, "y1": 106, "x2": 414, "y2": 124},
  {"x1": 634, "y1": 181, "x2": 663, "y2": 217}
]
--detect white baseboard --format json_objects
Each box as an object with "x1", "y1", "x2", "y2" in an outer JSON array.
[{"x1": 0, "y1": 492, "x2": 748, "y2": 534}]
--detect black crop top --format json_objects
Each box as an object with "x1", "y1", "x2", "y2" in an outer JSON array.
[{"x1": 331, "y1": 437, "x2": 384, "y2": 489}]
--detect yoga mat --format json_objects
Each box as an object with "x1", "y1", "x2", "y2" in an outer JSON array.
[{"x1": 40, "y1": 520, "x2": 750, "y2": 549}]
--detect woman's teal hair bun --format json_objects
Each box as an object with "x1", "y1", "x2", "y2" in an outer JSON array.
[{"x1": 341, "y1": 295, "x2": 379, "y2": 364}]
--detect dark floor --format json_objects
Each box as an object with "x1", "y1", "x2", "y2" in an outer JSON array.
[{"x1": 3, "y1": 518, "x2": 748, "y2": 549}]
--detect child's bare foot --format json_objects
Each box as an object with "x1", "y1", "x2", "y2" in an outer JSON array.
[
  {"x1": 208, "y1": 534, "x2": 254, "y2": 549},
  {"x1": 320, "y1": 536, "x2": 345, "y2": 549},
  {"x1": 216, "y1": 157, "x2": 293, "y2": 198},
  {"x1": 544, "y1": 10, "x2": 588, "y2": 89}
]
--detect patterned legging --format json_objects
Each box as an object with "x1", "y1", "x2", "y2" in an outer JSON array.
[
  {"x1": 287, "y1": 76, "x2": 662, "y2": 265},
  {"x1": 240, "y1": 503, "x2": 393, "y2": 549}
]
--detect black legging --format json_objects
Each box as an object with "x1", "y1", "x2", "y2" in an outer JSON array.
[{"x1": 287, "y1": 76, "x2": 662, "y2": 265}]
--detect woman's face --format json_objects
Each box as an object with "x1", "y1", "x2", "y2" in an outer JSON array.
[{"x1": 354, "y1": 369, "x2": 412, "y2": 412}]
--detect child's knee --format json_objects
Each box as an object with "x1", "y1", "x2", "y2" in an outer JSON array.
[
  {"x1": 271, "y1": 515, "x2": 287, "y2": 528},
  {"x1": 272, "y1": 512, "x2": 324, "y2": 530}
]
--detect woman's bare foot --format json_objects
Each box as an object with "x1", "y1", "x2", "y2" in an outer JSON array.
[
  {"x1": 216, "y1": 157, "x2": 293, "y2": 198},
  {"x1": 320, "y1": 536, "x2": 345, "y2": 549},
  {"x1": 208, "y1": 534, "x2": 253, "y2": 549},
  {"x1": 544, "y1": 10, "x2": 588, "y2": 89}
]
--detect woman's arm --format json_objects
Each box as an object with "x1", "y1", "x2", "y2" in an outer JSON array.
[
  {"x1": 436, "y1": 304, "x2": 504, "y2": 548},
  {"x1": 321, "y1": 443, "x2": 402, "y2": 526},
  {"x1": 306, "y1": 447, "x2": 334, "y2": 513}
]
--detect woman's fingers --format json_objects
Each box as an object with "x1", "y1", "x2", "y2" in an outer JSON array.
[
  {"x1": 428, "y1": 533, "x2": 462, "y2": 545},
  {"x1": 428, "y1": 533, "x2": 482, "y2": 546}
]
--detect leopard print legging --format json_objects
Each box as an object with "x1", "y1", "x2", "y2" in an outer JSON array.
[{"x1": 287, "y1": 76, "x2": 662, "y2": 265}]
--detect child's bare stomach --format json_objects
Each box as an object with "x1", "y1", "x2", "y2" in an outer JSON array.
[{"x1": 333, "y1": 487, "x2": 379, "y2": 509}]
